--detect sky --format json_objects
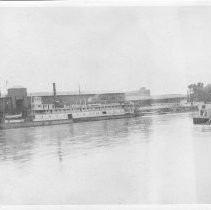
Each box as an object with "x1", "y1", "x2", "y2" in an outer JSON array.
[{"x1": 0, "y1": 6, "x2": 211, "y2": 95}]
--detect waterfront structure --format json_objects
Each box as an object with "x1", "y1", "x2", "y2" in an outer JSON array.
[
  {"x1": 7, "y1": 86, "x2": 28, "y2": 115},
  {"x1": 0, "y1": 86, "x2": 29, "y2": 117},
  {"x1": 125, "y1": 95, "x2": 151, "y2": 107},
  {"x1": 125, "y1": 87, "x2": 151, "y2": 107},
  {"x1": 126, "y1": 87, "x2": 151, "y2": 97},
  {"x1": 126, "y1": 93, "x2": 197, "y2": 115},
  {"x1": 151, "y1": 94, "x2": 186, "y2": 104},
  {"x1": 37, "y1": 92, "x2": 125, "y2": 107},
  {"x1": 126, "y1": 94, "x2": 187, "y2": 107},
  {"x1": 0, "y1": 84, "x2": 195, "y2": 129},
  {"x1": 124, "y1": 88, "x2": 190, "y2": 108},
  {"x1": 0, "y1": 86, "x2": 125, "y2": 116},
  {"x1": 0, "y1": 86, "x2": 190, "y2": 116},
  {"x1": 0, "y1": 85, "x2": 134, "y2": 129}
]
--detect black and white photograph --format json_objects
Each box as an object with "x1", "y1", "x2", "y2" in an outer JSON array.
[{"x1": 1, "y1": 1, "x2": 211, "y2": 208}]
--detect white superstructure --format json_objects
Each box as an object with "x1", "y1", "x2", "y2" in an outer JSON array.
[{"x1": 31, "y1": 96, "x2": 134, "y2": 122}]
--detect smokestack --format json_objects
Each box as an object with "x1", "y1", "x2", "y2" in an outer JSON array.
[{"x1": 53, "y1": 82, "x2": 56, "y2": 105}]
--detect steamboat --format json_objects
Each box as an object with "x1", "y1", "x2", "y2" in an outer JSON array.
[{"x1": 0, "y1": 95, "x2": 135, "y2": 129}]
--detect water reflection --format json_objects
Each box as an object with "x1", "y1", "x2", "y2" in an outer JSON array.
[
  {"x1": 192, "y1": 124, "x2": 211, "y2": 203},
  {"x1": 148, "y1": 114, "x2": 197, "y2": 203},
  {"x1": 1, "y1": 113, "x2": 211, "y2": 204},
  {"x1": 0, "y1": 129, "x2": 36, "y2": 163},
  {"x1": 0, "y1": 117, "x2": 154, "y2": 164}
]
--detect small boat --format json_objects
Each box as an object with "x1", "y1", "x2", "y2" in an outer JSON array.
[
  {"x1": 5, "y1": 113, "x2": 22, "y2": 119},
  {"x1": 193, "y1": 103, "x2": 211, "y2": 124},
  {"x1": 4, "y1": 113, "x2": 25, "y2": 123}
]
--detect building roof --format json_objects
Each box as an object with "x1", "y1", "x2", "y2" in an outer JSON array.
[
  {"x1": 151, "y1": 94, "x2": 187, "y2": 100},
  {"x1": 9, "y1": 85, "x2": 26, "y2": 89},
  {"x1": 126, "y1": 95, "x2": 151, "y2": 101},
  {"x1": 29, "y1": 90, "x2": 124, "y2": 97},
  {"x1": 126, "y1": 94, "x2": 187, "y2": 101}
]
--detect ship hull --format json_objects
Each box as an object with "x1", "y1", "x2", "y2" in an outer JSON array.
[
  {"x1": 0, "y1": 119, "x2": 73, "y2": 130},
  {"x1": 0, "y1": 113, "x2": 135, "y2": 130},
  {"x1": 73, "y1": 113, "x2": 134, "y2": 123}
]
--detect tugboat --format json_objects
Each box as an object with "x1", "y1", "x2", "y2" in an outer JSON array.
[{"x1": 193, "y1": 103, "x2": 211, "y2": 124}]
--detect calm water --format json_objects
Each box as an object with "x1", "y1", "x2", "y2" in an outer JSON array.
[{"x1": 0, "y1": 113, "x2": 211, "y2": 204}]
